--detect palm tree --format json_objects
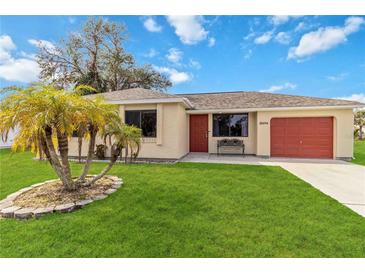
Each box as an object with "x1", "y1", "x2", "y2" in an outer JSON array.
[
  {"x1": 0, "y1": 84, "x2": 141, "y2": 191},
  {"x1": 88, "y1": 123, "x2": 141, "y2": 185}
]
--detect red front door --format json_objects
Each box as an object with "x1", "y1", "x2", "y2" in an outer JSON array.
[{"x1": 190, "y1": 114, "x2": 208, "y2": 152}]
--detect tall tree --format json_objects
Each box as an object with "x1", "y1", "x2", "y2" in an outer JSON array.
[{"x1": 37, "y1": 17, "x2": 171, "y2": 94}]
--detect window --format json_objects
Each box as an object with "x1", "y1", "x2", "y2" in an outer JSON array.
[
  {"x1": 213, "y1": 113, "x2": 248, "y2": 137},
  {"x1": 125, "y1": 110, "x2": 157, "y2": 137}
]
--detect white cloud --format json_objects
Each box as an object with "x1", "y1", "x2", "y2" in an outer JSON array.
[
  {"x1": 270, "y1": 16, "x2": 302, "y2": 26},
  {"x1": 189, "y1": 59, "x2": 201, "y2": 69},
  {"x1": 294, "y1": 21, "x2": 319, "y2": 33},
  {"x1": 254, "y1": 31, "x2": 273, "y2": 44},
  {"x1": 144, "y1": 48, "x2": 158, "y2": 58},
  {"x1": 244, "y1": 49, "x2": 253, "y2": 60},
  {"x1": 166, "y1": 16, "x2": 208, "y2": 45},
  {"x1": 143, "y1": 17, "x2": 162, "y2": 33},
  {"x1": 326, "y1": 72, "x2": 348, "y2": 81},
  {"x1": 166, "y1": 48, "x2": 183, "y2": 63},
  {"x1": 270, "y1": 16, "x2": 290, "y2": 26},
  {"x1": 288, "y1": 16, "x2": 364, "y2": 60},
  {"x1": 28, "y1": 39, "x2": 56, "y2": 54},
  {"x1": 275, "y1": 32, "x2": 291, "y2": 44},
  {"x1": 343, "y1": 16, "x2": 364, "y2": 34},
  {"x1": 294, "y1": 22, "x2": 307, "y2": 32},
  {"x1": 260, "y1": 82, "x2": 297, "y2": 93},
  {"x1": 208, "y1": 37, "x2": 216, "y2": 47},
  {"x1": 244, "y1": 31, "x2": 255, "y2": 41},
  {"x1": 336, "y1": 93, "x2": 365, "y2": 103},
  {"x1": 0, "y1": 58, "x2": 40, "y2": 82},
  {"x1": 0, "y1": 35, "x2": 16, "y2": 62},
  {"x1": 153, "y1": 66, "x2": 191, "y2": 84},
  {"x1": 0, "y1": 35, "x2": 39, "y2": 83}
]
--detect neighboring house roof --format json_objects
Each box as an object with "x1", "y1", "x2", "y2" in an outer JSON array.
[{"x1": 85, "y1": 88, "x2": 364, "y2": 111}]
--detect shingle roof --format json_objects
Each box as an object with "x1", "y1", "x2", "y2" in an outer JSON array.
[
  {"x1": 85, "y1": 88, "x2": 178, "y2": 101},
  {"x1": 181, "y1": 91, "x2": 364, "y2": 110},
  {"x1": 85, "y1": 88, "x2": 364, "y2": 110}
]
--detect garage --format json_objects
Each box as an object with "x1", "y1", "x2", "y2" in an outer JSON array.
[{"x1": 270, "y1": 117, "x2": 333, "y2": 159}]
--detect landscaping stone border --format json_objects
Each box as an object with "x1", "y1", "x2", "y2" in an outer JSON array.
[{"x1": 0, "y1": 175, "x2": 123, "y2": 220}]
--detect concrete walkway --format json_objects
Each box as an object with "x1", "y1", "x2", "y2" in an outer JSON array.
[{"x1": 180, "y1": 153, "x2": 365, "y2": 217}]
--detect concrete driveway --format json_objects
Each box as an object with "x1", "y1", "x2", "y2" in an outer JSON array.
[{"x1": 180, "y1": 153, "x2": 365, "y2": 217}]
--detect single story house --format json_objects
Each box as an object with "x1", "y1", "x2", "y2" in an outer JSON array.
[{"x1": 69, "y1": 88, "x2": 364, "y2": 161}]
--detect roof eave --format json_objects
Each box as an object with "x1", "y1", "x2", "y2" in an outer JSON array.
[
  {"x1": 106, "y1": 97, "x2": 194, "y2": 108},
  {"x1": 186, "y1": 104, "x2": 364, "y2": 114}
]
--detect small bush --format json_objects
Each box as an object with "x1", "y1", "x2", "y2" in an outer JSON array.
[{"x1": 95, "y1": 144, "x2": 107, "y2": 159}]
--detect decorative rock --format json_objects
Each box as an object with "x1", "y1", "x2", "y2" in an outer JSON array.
[
  {"x1": 54, "y1": 203, "x2": 75, "y2": 213},
  {"x1": 104, "y1": 188, "x2": 117, "y2": 195},
  {"x1": 31, "y1": 182, "x2": 46, "y2": 187},
  {"x1": 75, "y1": 199, "x2": 93, "y2": 208},
  {"x1": 19, "y1": 186, "x2": 34, "y2": 191},
  {"x1": 0, "y1": 200, "x2": 13, "y2": 210},
  {"x1": 6, "y1": 192, "x2": 20, "y2": 199},
  {"x1": 6, "y1": 187, "x2": 33, "y2": 200},
  {"x1": 14, "y1": 207, "x2": 34, "y2": 219},
  {"x1": 93, "y1": 194, "x2": 107, "y2": 200},
  {"x1": 15, "y1": 187, "x2": 33, "y2": 195},
  {"x1": 1, "y1": 206, "x2": 21, "y2": 218},
  {"x1": 44, "y1": 179, "x2": 57, "y2": 183},
  {"x1": 1, "y1": 175, "x2": 122, "y2": 219},
  {"x1": 111, "y1": 182, "x2": 122, "y2": 189},
  {"x1": 33, "y1": 207, "x2": 54, "y2": 218}
]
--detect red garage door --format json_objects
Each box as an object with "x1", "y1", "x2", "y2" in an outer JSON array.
[{"x1": 270, "y1": 117, "x2": 333, "y2": 159}]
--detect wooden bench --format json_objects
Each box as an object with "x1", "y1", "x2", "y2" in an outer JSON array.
[{"x1": 217, "y1": 139, "x2": 245, "y2": 156}]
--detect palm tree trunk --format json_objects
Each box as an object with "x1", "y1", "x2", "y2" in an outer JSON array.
[
  {"x1": 44, "y1": 126, "x2": 73, "y2": 190},
  {"x1": 89, "y1": 145, "x2": 121, "y2": 184},
  {"x1": 56, "y1": 129, "x2": 75, "y2": 190},
  {"x1": 89, "y1": 157, "x2": 117, "y2": 184},
  {"x1": 124, "y1": 145, "x2": 128, "y2": 164},
  {"x1": 78, "y1": 135, "x2": 83, "y2": 163},
  {"x1": 77, "y1": 125, "x2": 97, "y2": 184},
  {"x1": 40, "y1": 134, "x2": 51, "y2": 163}
]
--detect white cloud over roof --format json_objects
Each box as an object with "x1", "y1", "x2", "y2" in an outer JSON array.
[
  {"x1": 0, "y1": 35, "x2": 40, "y2": 83},
  {"x1": 153, "y1": 65, "x2": 191, "y2": 84},
  {"x1": 288, "y1": 16, "x2": 364, "y2": 60},
  {"x1": 166, "y1": 16, "x2": 208, "y2": 45}
]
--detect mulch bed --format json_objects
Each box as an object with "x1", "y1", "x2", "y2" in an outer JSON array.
[
  {"x1": 13, "y1": 177, "x2": 115, "y2": 208},
  {"x1": 0, "y1": 175, "x2": 122, "y2": 219}
]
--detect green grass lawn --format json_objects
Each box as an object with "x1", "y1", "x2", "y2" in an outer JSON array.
[
  {"x1": 1, "y1": 149, "x2": 365, "y2": 258},
  {"x1": 352, "y1": 140, "x2": 365, "y2": 166}
]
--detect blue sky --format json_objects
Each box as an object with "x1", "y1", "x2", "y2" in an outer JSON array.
[{"x1": 0, "y1": 15, "x2": 364, "y2": 102}]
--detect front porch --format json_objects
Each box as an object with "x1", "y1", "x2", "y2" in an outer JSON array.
[{"x1": 179, "y1": 152, "x2": 346, "y2": 166}]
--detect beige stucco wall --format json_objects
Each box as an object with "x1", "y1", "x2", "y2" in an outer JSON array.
[
  {"x1": 256, "y1": 108, "x2": 354, "y2": 159},
  {"x1": 207, "y1": 112, "x2": 257, "y2": 154},
  {"x1": 68, "y1": 104, "x2": 354, "y2": 160},
  {"x1": 69, "y1": 102, "x2": 189, "y2": 159}
]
